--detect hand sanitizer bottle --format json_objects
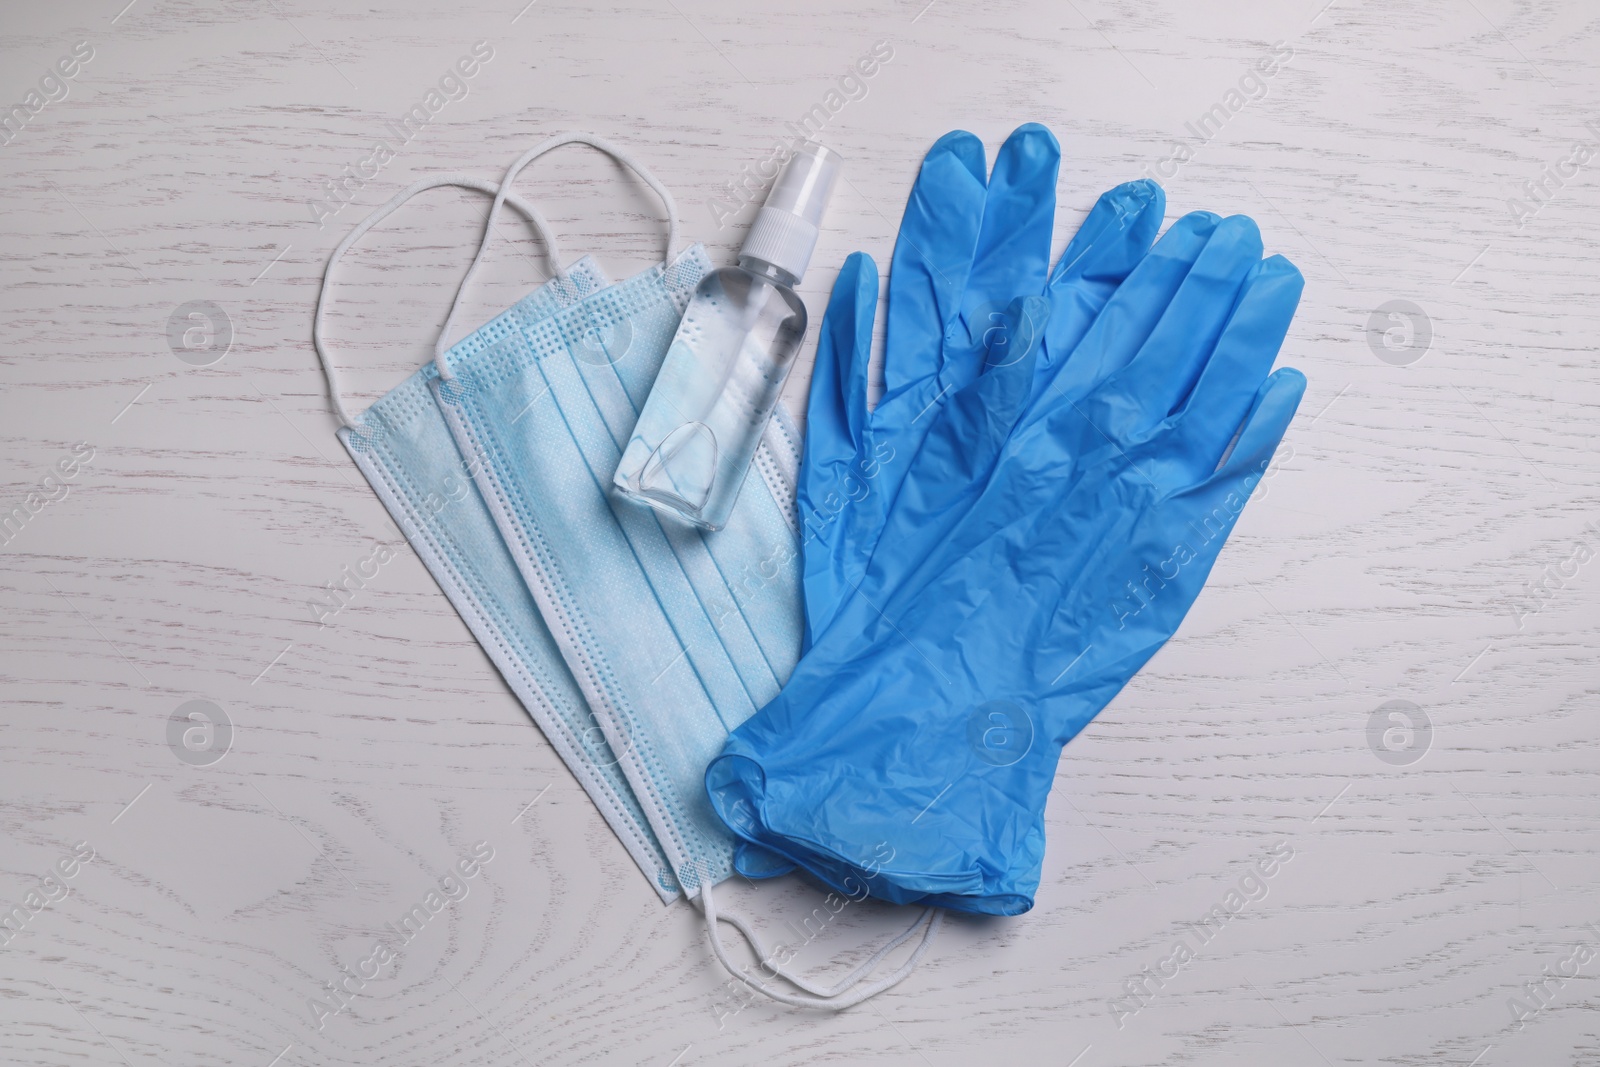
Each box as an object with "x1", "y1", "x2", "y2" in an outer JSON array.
[{"x1": 614, "y1": 142, "x2": 842, "y2": 531}]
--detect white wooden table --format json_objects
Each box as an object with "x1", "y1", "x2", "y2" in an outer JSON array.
[{"x1": 3, "y1": 1, "x2": 1598, "y2": 1063}]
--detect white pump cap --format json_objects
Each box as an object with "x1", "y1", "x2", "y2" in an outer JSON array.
[{"x1": 740, "y1": 142, "x2": 842, "y2": 283}]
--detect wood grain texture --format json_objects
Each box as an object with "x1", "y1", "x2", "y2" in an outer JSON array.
[{"x1": 2, "y1": 0, "x2": 1598, "y2": 1064}]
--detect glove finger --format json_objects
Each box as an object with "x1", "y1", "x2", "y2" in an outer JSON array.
[
  {"x1": 1026, "y1": 210, "x2": 1222, "y2": 431},
  {"x1": 1039, "y1": 179, "x2": 1166, "y2": 373},
  {"x1": 802, "y1": 252, "x2": 877, "y2": 480},
  {"x1": 1046, "y1": 178, "x2": 1166, "y2": 292},
  {"x1": 1197, "y1": 366, "x2": 1307, "y2": 494},
  {"x1": 956, "y1": 124, "x2": 1060, "y2": 371},
  {"x1": 885, "y1": 131, "x2": 989, "y2": 399},
  {"x1": 798, "y1": 253, "x2": 877, "y2": 645},
  {"x1": 1170, "y1": 255, "x2": 1303, "y2": 478},
  {"x1": 1106, "y1": 214, "x2": 1264, "y2": 439}
]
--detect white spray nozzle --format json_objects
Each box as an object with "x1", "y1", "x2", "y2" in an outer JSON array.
[{"x1": 740, "y1": 142, "x2": 842, "y2": 284}]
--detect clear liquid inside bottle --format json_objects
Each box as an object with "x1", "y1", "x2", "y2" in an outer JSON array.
[{"x1": 613, "y1": 256, "x2": 807, "y2": 530}]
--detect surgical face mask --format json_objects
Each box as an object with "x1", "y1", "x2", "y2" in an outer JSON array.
[
  {"x1": 313, "y1": 174, "x2": 681, "y2": 902},
  {"x1": 430, "y1": 134, "x2": 806, "y2": 898},
  {"x1": 432, "y1": 135, "x2": 934, "y2": 1010}
]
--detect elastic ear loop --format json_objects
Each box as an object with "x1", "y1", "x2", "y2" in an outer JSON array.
[
  {"x1": 434, "y1": 132, "x2": 681, "y2": 380},
  {"x1": 313, "y1": 174, "x2": 565, "y2": 429},
  {"x1": 698, "y1": 875, "x2": 943, "y2": 1010}
]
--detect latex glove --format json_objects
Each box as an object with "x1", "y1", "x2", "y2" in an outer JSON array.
[
  {"x1": 710, "y1": 212, "x2": 1305, "y2": 915},
  {"x1": 797, "y1": 123, "x2": 1165, "y2": 648}
]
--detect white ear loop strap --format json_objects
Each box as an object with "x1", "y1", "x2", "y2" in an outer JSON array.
[
  {"x1": 313, "y1": 174, "x2": 565, "y2": 429},
  {"x1": 699, "y1": 878, "x2": 943, "y2": 1010},
  {"x1": 434, "y1": 132, "x2": 681, "y2": 380}
]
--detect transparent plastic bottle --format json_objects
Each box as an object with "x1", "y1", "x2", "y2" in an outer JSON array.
[{"x1": 614, "y1": 143, "x2": 841, "y2": 531}]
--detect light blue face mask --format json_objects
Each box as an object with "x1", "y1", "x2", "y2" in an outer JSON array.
[
  {"x1": 312, "y1": 174, "x2": 681, "y2": 902},
  {"x1": 429, "y1": 135, "x2": 806, "y2": 898},
  {"x1": 429, "y1": 135, "x2": 938, "y2": 1010}
]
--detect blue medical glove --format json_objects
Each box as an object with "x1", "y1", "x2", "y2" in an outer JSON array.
[
  {"x1": 797, "y1": 123, "x2": 1165, "y2": 648},
  {"x1": 867, "y1": 211, "x2": 1257, "y2": 603},
  {"x1": 709, "y1": 215, "x2": 1305, "y2": 915}
]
